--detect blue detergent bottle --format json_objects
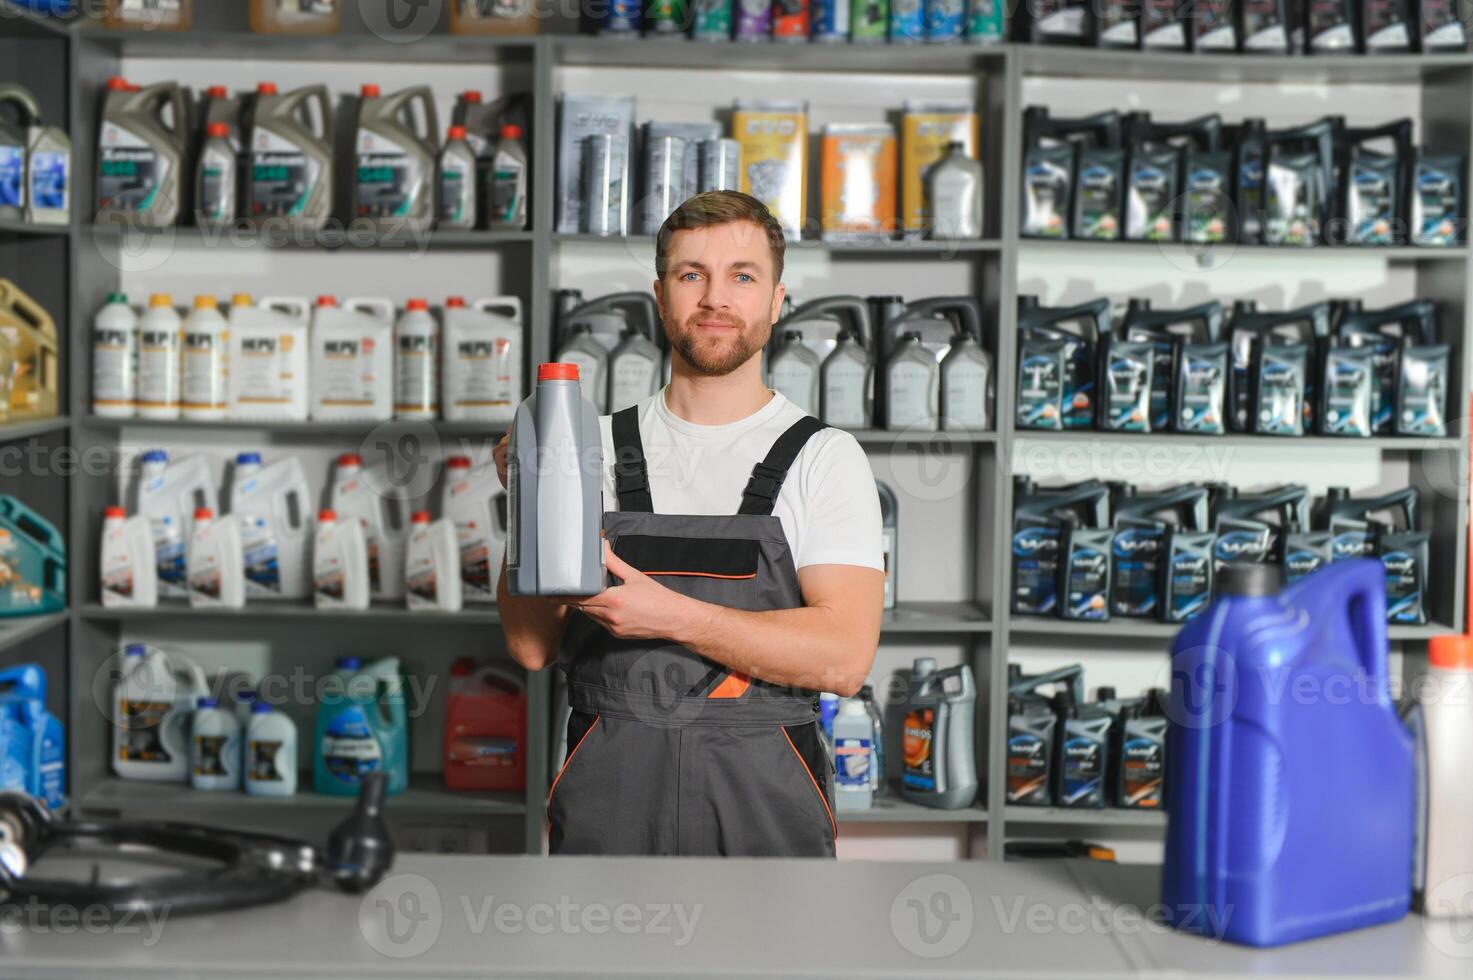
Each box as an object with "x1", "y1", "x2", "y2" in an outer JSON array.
[
  {"x1": 1161, "y1": 560, "x2": 1414, "y2": 947},
  {"x1": 0, "y1": 664, "x2": 65, "y2": 809},
  {"x1": 0, "y1": 496, "x2": 66, "y2": 616},
  {"x1": 314, "y1": 656, "x2": 409, "y2": 796}
]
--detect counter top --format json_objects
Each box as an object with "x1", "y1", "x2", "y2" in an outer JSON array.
[{"x1": 2, "y1": 855, "x2": 1469, "y2": 979}]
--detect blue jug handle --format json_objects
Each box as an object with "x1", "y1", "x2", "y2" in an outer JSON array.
[{"x1": 1286, "y1": 559, "x2": 1391, "y2": 697}]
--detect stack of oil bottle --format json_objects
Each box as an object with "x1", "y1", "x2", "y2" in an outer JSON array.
[
  {"x1": 1006, "y1": 663, "x2": 1166, "y2": 811},
  {"x1": 1016, "y1": 295, "x2": 1448, "y2": 438},
  {"x1": 1011, "y1": 478, "x2": 1429, "y2": 624},
  {"x1": 67, "y1": 0, "x2": 531, "y2": 35},
  {"x1": 1021, "y1": 110, "x2": 1462, "y2": 247},
  {"x1": 1017, "y1": 0, "x2": 1467, "y2": 53},
  {"x1": 585, "y1": 0, "x2": 1005, "y2": 44},
  {"x1": 96, "y1": 78, "x2": 529, "y2": 233},
  {"x1": 553, "y1": 290, "x2": 995, "y2": 430}
]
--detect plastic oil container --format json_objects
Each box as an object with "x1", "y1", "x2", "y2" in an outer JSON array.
[
  {"x1": 311, "y1": 295, "x2": 394, "y2": 421},
  {"x1": 405, "y1": 512, "x2": 462, "y2": 612},
  {"x1": 181, "y1": 295, "x2": 227, "y2": 420},
  {"x1": 227, "y1": 294, "x2": 310, "y2": 421},
  {"x1": 0, "y1": 279, "x2": 59, "y2": 421},
  {"x1": 1209, "y1": 483, "x2": 1309, "y2": 574},
  {"x1": 0, "y1": 496, "x2": 65, "y2": 616},
  {"x1": 92, "y1": 293, "x2": 138, "y2": 418},
  {"x1": 354, "y1": 85, "x2": 438, "y2": 234},
  {"x1": 230, "y1": 452, "x2": 313, "y2": 601},
  {"x1": 136, "y1": 293, "x2": 182, "y2": 420},
  {"x1": 394, "y1": 298, "x2": 439, "y2": 418},
  {"x1": 553, "y1": 324, "x2": 609, "y2": 414},
  {"x1": 0, "y1": 664, "x2": 64, "y2": 809},
  {"x1": 489, "y1": 124, "x2": 529, "y2": 230},
  {"x1": 834, "y1": 696, "x2": 875, "y2": 811},
  {"x1": 884, "y1": 331, "x2": 939, "y2": 430},
  {"x1": 451, "y1": 0, "x2": 537, "y2": 34},
  {"x1": 112, "y1": 644, "x2": 208, "y2": 782},
  {"x1": 246, "y1": 83, "x2": 332, "y2": 230},
  {"x1": 330, "y1": 452, "x2": 408, "y2": 602},
  {"x1": 820, "y1": 328, "x2": 874, "y2": 429},
  {"x1": 96, "y1": 78, "x2": 186, "y2": 227},
  {"x1": 1054, "y1": 687, "x2": 1111, "y2": 808},
  {"x1": 314, "y1": 655, "x2": 409, "y2": 796},
  {"x1": 442, "y1": 296, "x2": 524, "y2": 425},
  {"x1": 506, "y1": 363, "x2": 605, "y2": 596},
  {"x1": 1015, "y1": 296, "x2": 1108, "y2": 431},
  {"x1": 444, "y1": 659, "x2": 526, "y2": 792},
  {"x1": 441, "y1": 455, "x2": 505, "y2": 605},
  {"x1": 251, "y1": 0, "x2": 341, "y2": 34},
  {"x1": 769, "y1": 330, "x2": 821, "y2": 417},
  {"x1": 313, "y1": 508, "x2": 370, "y2": 611},
  {"x1": 939, "y1": 301, "x2": 992, "y2": 431},
  {"x1": 901, "y1": 658, "x2": 978, "y2": 809},
  {"x1": 134, "y1": 450, "x2": 216, "y2": 600},
  {"x1": 608, "y1": 320, "x2": 663, "y2": 414},
  {"x1": 244, "y1": 700, "x2": 297, "y2": 797},
  {"x1": 438, "y1": 125, "x2": 477, "y2": 230},
  {"x1": 101, "y1": 505, "x2": 157, "y2": 608},
  {"x1": 195, "y1": 121, "x2": 237, "y2": 230},
  {"x1": 1115, "y1": 688, "x2": 1166, "y2": 809},
  {"x1": 1161, "y1": 561, "x2": 1414, "y2": 947},
  {"x1": 187, "y1": 506, "x2": 245, "y2": 609},
  {"x1": 1422, "y1": 634, "x2": 1473, "y2": 917},
  {"x1": 190, "y1": 697, "x2": 241, "y2": 791},
  {"x1": 0, "y1": 85, "x2": 69, "y2": 226}
]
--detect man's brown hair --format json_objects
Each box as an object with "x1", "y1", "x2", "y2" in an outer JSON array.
[{"x1": 655, "y1": 190, "x2": 786, "y2": 283}]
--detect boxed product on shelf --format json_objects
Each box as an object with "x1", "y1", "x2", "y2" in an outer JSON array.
[
  {"x1": 819, "y1": 123, "x2": 898, "y2": 241},
  {"x1": 556, "y1": 93, "x2": 636, "y2": 235},
  {"x1": 733, "y1": 99, "x2": 807, "y2": 240}
]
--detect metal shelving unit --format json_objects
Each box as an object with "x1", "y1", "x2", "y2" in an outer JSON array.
[{"x1": 5, "y1": 0, "x2": 1463, "y2": 858}]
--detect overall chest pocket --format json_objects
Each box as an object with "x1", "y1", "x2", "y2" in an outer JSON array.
[{"x1": 612, "y1": 535, "x2": 760, "y2": 581}]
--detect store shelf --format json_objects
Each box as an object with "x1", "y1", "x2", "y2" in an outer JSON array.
[
  {"x1": 75, "y1": 28, "x2": 537, "y2": 65},
  {"x1": 881, "y1": 601, "x2": 991, "y2": 634},
  {"x1": 1011, "y1": 429, "x2": 1462, "y2": 452},
  {"x1": 1019, "y1": 45, "x2": 1473, "y2": 84},
  {"x1": 1005, "y1": 805, "x2": 1166, "y2": 828},
  {"x1": 0, "y1": 217, "x2": 68, "y2": 237},
  {"x1": 549, "y1": 34, "x2": 1005, "y2": 73},
  {"x1": 1019, "y1": 238, "x2": 1468, "y2": 263},
  {"x1": 840, "y1": 790, "x2": 988, "y2": 824},
  {"x1": 1009, "y1": 616, "x2": 1453, "y2": 642},
  {"x1": 80, "y1": 415, "x2": 503, "y2": 439},
  {"x1": 86, "y1": 223, "x2": 534, "y2": 251},
  {"x1": 81, "y1": 602, "x2": 503, "y2": 625},
  {"x1": 553, "y1": 232, "x2": 1001, "y2": 255},
  {"x1": 78, "y1": 773, "x2": 526, "y2": 818},
  {"x1": 0, "y1": 612, "x2": 67, "y2": 655},
  {"x1": 0, "y1": 415, "x2": 69, "y2": 443}
]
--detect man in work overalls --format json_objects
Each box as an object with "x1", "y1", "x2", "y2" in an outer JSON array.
[{"x1": 496, "y1": 190, "x2": 885, "y2": 858}]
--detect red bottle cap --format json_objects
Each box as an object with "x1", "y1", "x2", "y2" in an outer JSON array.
[
  {"x1": 316, "y1": 295, "x2": 338, "y2": 307},
  {"x1": 407, "y1": 298, "x2": 429, "y2": 312},
  {"x1": 360, "y1": 84, "x2": 381, "y2": 98},
  {"x1": 538, "y1": 363, "x2": 579, "y2": 382},
  {"x1": 105, "y1": 505, "x2": 126, "y2": 518},
  {"x1": 206, "y1": 122, "x2": 230, "y2": 139},
  {"x1": 1430, "y1": 634, "x2": 1473, "y2": 671},
  {"x1": 460, "y1": 90, "x2": 483, "y2": 104},
  {"x1": 445, "y1": 296, "x2": 466, "y2": 308},
  {"x1": 337, "y1": 453, "x2": 363, "y2": 467},
  {"x1": 448, "y1": 125, "x2": 468, "y2": 141},
  {"x1": 207, "y1": 85, "x2": 228, "y2": 99},
  {"x1": 500, "y1": 124, "x2": 523, "y2": 140},
  {"x1": 257, "y1": 82, "x2": 279, "y2": 96},
  {"x1": 450, "y1": 657, "x2": 475, "y2": 677},
  {"x1": 411, "y1": 511, "x2": 431, "y2": 524},
  {"x1": 106, "y1": 77, "x2": 130, "y2": 92},
  {"x1": 194, "y1": 507, "x2": 214, "y2": 520},
  {"x1": 318, "y1": 509, "x2": 337, "y2": 522},
  {"x1": 446, "y1": 455, "x2": 472, "y2": 469}
]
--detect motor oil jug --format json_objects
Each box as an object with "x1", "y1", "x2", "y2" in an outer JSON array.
[
  {"x1": 1239, "y1": 0, "x2": 1292, "y2": 50},
  {"x1": 1006, "y1": 664, "x2": 1084, "y2": 807},
  {"x1": 190, "y1": 697, "x2": 241, "y2": 791},
  {"x1": 1020, "y1": 108, "x2": 1124, "y2": 240},
  {"x1": 1016, "y1": 295, "x2": 1107, "y2": 431},
  {"x1": 925, "y1": 141, "x2": 983, "y2": 240},
  {"x1": 1162, "y1": 527, "x2": 1215, "y2": 623},
  {"x1": 1263, "y1": 118, "x2": 1338, "y2": 247},
  {"x1": 444, "y1": 659, "x2": 526, "y2": 792},
  {"x1": 1306, "y1": 0, "x2": 1357, "y2": 50},
  {"x1": 1397, "y1": 340, "x2": 1448, "y2": 437},
  {"x1": 1338, "y1": 120, "x2": 1412, "y2": 246},
  {"x1": 1123, "y1": 129, "x2": 1180, "y2": 242},
  {"x1": 1409, "y1": 151, "x2": 1464, "y2": 247},
  {"x1": 101, "y1": 505, "x2": 157, "y2": 608},
  {"x1": 314, "y1": 508, "x2": 370, "y2": 611},
  {"x1": 135, "y1": 292, "x2": 182, "y2": 420},
  {"x1": 330, "y1": 452, "x2": 408, "y2": 602},
  {"x1": 112, "y1": 644, "x2": 208, "y2": 782},
  {"x1": 1055, "y1": 688, "x2": 1111, "y2": 808},
  {"x1": 608, "y1": 319, "x2": 664, "y2": 415},
  {"x1": 877, "y1": 480, "x2": 898, "y2": 610},
  {"x1": 441, "y1": 295, "x2": 522, "y2": 425},
  {"x1": 405, "y1": 512, "x2": 462, "y2": 612},
  {"x1": 1377, "y1": 526, "x2": 1428, "y2": 625},
  {"x1": 244, "y1": 700, "x2": 297, "y2": 797},
  {"x1": 438, "y1": 125, "x2": 477, "y2": 230},
  {"x1": 314, "y1": 656, "x2": 409, "y2": 796},
  {"x1": 311, "y1": 295, "x2": 394, "y2": 421},
  {"x1": 1011, "y1": 477, "x2": 1111, "y2": 616},
  {"x1": 393, "y1": 298, "x2": 439, "y2": 418},
  {"x1": 1315, "y1": 485, "x2": 1418, "y2": 562},
  {"x1": 441, "y1": 455, "x2": 505, "y2": 605},
  {"x1": 187, "y1": 506, "x2": 245, "y2": 609},
  {"x1": 0, "y1": 664, "x2": 64, "y2": 809},
  {"x1": 1098, "y1": 334, "x2": 1154, "y2": 432},
  {"x1": 1210, "y1": 483, "x2": 1309, "y2": 574},
  {"x1": 1317, "y1": 340, "x2": 1375, "y2": 438},
  {"x1": 1337, "y1": 299, "x2": 1437, "y2": 434},
  {"x1": 251, "y1": 0, "x2": 341, "y2": 34},
  {"x1": 938, "y1": 298, "x2": 992, "y2": 431},
  {"x1": 196, "y1": 121, "x2": 237, "y2": 230},
  {"x1": 1111, "y1": 484, "x2": 1210, "y2": 618},
  {"x1": 354, "y1": 84, "x2": 438, "y2": 235},
  {"x1": 228, "y1": 295, "x2": 311, "y2": 421},
  {"x1": 1230, "y1": 302, "x2": 1330, "y2": 433},
  {"x1": 181, "y1": 295, "x2": 227, "y2": 421},
  {"x1": 1113, "y1": 688, "x2": 1166, "y2": 809},
  {"x1": 97, "y1": 78, "x2": 185, "y2": 228},
  {"x1": 901, "y1": 658, "x2": 978, "y2": 809},
  {"x1": 1122, "y1": 299, "x2": 1224, "y2": 432},
  {"x1": 0, "y1": 279, "x2": 58, "y2": 421},
  {"x1": 883, "y1": 331, "x2": 939, "y2": 431},
  {"x1": 507, "y1": 364, "x2": 605, "y2": 596},
  {"x1": 1283, "y1": 529, "x2": 1333, "y2": 583},
  {"x1": 1162, "y1": 560, "x2": 1415, "y2": 947},
  {"x1": 769, "y1": 329, "x2": 822, "y2": 417},
  {"x1": 230, "y1": 452, "x2": 313, "y2": 601},
  {"x1": 133, "y1": 451, "x2": 216, "y2": 600},
  {"x1": 92, "y1": 293, "x2": 138, "y2": 418},
  {"x1": 558, "y1": 291, "x2": 660, "y2": 356},
  {"x1": 1060, "y1": 524, "x2": 1113, "y2": 621},
  {"x1": 0, "y1": 85, "x2": 69, "y2": 226},
  {"x1": 554, "y1": 324, "x2": 610, "y2": 415},
  {"x1": 246, "y1": 82, "x2": 332, "y2": 230},
  {"x1": 489, "y1": 123, "x2": 529, "y2": 231},
  {"x1": 834, "y1": 696, "x2": 875, "y2": 811},
  {"x1": 0, "y1": 496, "x2": 64, "y2": 617}
]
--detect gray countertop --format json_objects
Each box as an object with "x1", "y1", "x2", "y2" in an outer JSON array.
[{"x1": 1, "y1": 855, "x2": 1469, "y2": 979}]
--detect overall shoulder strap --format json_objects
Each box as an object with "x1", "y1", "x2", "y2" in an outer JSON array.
[
  {"x1": 611, "y1": 405, "x2": 653, "y2": 513},
  {"x1": 737, "y1": 416, "x2": 829, "y2": 517}
]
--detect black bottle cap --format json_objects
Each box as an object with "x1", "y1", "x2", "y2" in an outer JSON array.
[
  {"x1": 1326, "y1": 486, "x2": 1349, "y2": 501},
  {"x1": 1096, "y1": 686, "x2": 1117, "y2": 703},
  {"x1": 1218, "y1": 562, "x2": 1283, "y2": 597}
]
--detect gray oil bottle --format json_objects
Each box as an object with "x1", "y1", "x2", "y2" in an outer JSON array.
[
  {"x1": 607, "y1": 321, "x2": 663, "y2": 414},
  {"x1": 1378, "y1": 527, "x2": 1429, "y2": 625},
  {"x1": 1114, "y1": 689, "x2": 1166, "y2": 810},
  {"x1": 554, "y1": 324, "x2": 610, "y2": 415},
  {"x1": 821, "y1": 328, "x2": 874, "y2": 429},
  {"x1": 97, "y1": 78, "x2": 186, "y2": 228},
  {"x1": 1007, "y1": 664, "x2": 1084, "y2": 807},
  {"x1": 1336, "y1": 299, "x2": 1436, "y2": 434},
  {"x1": 195, "y1": 122, "x2": 237, "y2": 230},
  {"x1": 769, "y1": 330, "x2": 822, "y2": 417},
  {"x1": 1339, "y1": 120, "x2": 1411, "y2": 246},
  {"x1": 438, "y1": 125, "x2": 477, "y2": 230},
  {"x1": 1230, "y1": 302, "x2": 1330, "y2": 432},
  {"x1": 246, "y1": 82, "x2": 332, "y2": 230},
  {"x1": 901, "y1": 658, "x2": 978, "y2": 810},
  {"x1": 884, "y1": 331, "x2": 939, "y2": 431},
  {"x1": 1315, "y1": 485, "x2": 1419, "y2": 562},
  {"x1": 353, "y1": 85, "x2": 439, "y2": 234},
  {"x1": 925, "y1": 141, "x2": 983, "y2": 240},
  {"x1": 1398, "y1": 341, "x2": 1448, "y2": 437},
  {"x1": 939, "y1": 300, "x2": 993, "y2": 431}
]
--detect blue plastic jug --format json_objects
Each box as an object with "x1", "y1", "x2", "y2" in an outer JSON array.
[
  {"x1": 0, "y1": 496, "x2": 66, "y2": 616},
  {"x1": 314, "y1": 656, "x2": 409, "y2": 796},
  {"x1": 0, "y1": 664, "x2": 64, "y2": 809},
  {"x1": 1161, "y1": 559, "x2": 1413, "y2": 947}
]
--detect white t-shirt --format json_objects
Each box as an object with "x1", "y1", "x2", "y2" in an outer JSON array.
[{"x1": 599, "y1": 389, "x2": 884, "y2": 572}]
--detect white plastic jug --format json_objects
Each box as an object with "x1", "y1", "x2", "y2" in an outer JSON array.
[
  {"x1": 228, "y1": 294, "x2": 310, "y2": 421},
  {"x1": 441, "y1": 296, "x2": 524, "y2": 425},
  {"x1": 136, "y1": 294, "x2": 182, "y2": 420},
  {"x1": 440, "y1": 455, "x2": 506, "y2": 604},
  {"x1": 229, "y1": 452, "x2": 312, "y2": 601},
  {"x1": 112, "y1": 644, "x2": 208, "y2": 783},
  {"x1": 314, "y1": 508, "x2": 371, "y2": 611},
  {"x1": 134, "y1": 450, "x2": 218, "y2": 600},
  {"x1": 394, "y1": 298, "x2": 439, "y2": 418},
  {"x1": 330, "y1": 452, "x2": 409, "y2": 601},
  {"x1": 100, "y1": 505, "x2": 157, "y2": 608},
  {"x1": 1423, "y1": 635, "x2": 1473, "y2": 917},
  {"x1": 92, "y1": 292, "x2": 138, "y2": 418},
  {"x1": 187, "y1": 506, "x2": 245, "y2": 609},
  {"x1": 190, "y1": 697, "x2": 241, "y2": 791},
  {"x1": 310, "y1": 295, "x2": 394, "y2": 421},
  {"x1": 181, "y1": 295, "x2": 228, "y2": 421},
  {"x1": 245, "y1": 701, "x2": 297, "y2": 797},
  {"x1": 405, "y1": 512, "x2": 462, "y2": 612}
]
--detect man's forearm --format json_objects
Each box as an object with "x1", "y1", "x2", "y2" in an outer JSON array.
[
  {"x1": 496, "y1": 559, "x2": 569, "y2": 672},
  {"x1": 669, "y1": 599, "x2": 877, "y2": 697}
]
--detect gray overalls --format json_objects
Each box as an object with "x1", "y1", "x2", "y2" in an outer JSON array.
[{"x1": 548, "y1": 405, "x2": 837, "y2": 857}]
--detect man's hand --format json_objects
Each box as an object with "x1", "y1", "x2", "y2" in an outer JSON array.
[
  {"x1": 569, "y1": 541, "x2": 705, "y2": 641},
  {"x1": 493, "y1": 432, "x2": 510, "y2": 488}
]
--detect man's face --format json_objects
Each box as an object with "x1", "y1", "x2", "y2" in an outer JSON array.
[{"x1": 655, "y1": 221, "x2": 785, "y2": 377}]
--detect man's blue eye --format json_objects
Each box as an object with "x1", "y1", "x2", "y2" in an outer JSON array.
[
  {"x1": 736, "y1": 274, "x2": 753, "y2": 283},
  {"x1": 681, "y1": 272, "x2": 700, "y2": 282}
]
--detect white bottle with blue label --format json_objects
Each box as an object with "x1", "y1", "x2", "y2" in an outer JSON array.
[
  {"x1": 245, "y1": 701, "x2": 298, "y2": 798},
  {"x1": 190, "y1": 696, "x2": 241, "y2": 791},
  {"x1": 134, "y1": 450, "x2": 218, "y2": 600},
  {"x1": 833, "y1": 696, "x2": 874, "y2": 811}
]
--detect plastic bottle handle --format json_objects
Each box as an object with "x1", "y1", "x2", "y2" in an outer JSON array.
[
  {"x1": 0, "y1": 88, "x2": 42, "y2": 127},
  {"x1": 299, "y1": 86, "x2": 333, "y2": 140},
  {"x1": 149, "y1": 83, "x2": 188, "y2": 140},
  {"x1": 259, "y1": 296, "x2": 312, "y2": 325},
  {"x1": 474, "y1": 296, "x2": 523, "y2": 322},
  {"x1": 344, "y1": 297, "x2": 396, "y2": 322},
  {"x1": 412, "y1": 88, "x2": 440, "y2": 146}
]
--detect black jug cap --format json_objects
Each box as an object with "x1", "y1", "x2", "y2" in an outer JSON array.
[
  {"x1": 1096, "y1": 686, "x2": 1117, "y2": 702},
  {"x1": 1326, "y1": 486, "x2": 1349, "y2": 500},
  {"x1": 1219, "y1": 562, "x2": 1283, "y2": 597}
]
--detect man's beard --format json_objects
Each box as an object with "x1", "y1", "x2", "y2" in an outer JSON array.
[{"x1": 666, "y1": 310, "x2": 770, "y2": 377}]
